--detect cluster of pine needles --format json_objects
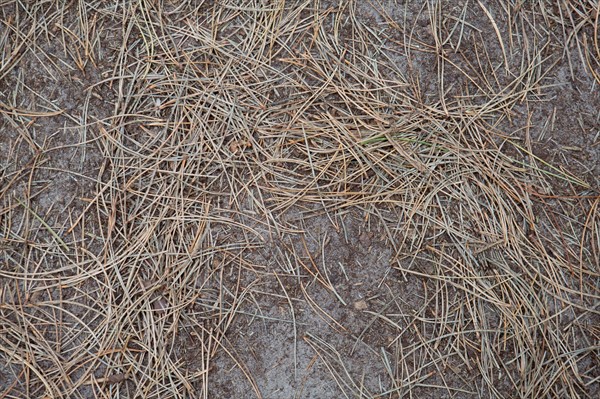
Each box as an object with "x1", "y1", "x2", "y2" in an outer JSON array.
[{"x1": 0, "y1": 1, "x2": 598, "y2": 398}]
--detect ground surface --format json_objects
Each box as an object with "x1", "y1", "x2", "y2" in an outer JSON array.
[{"x1": 0, "y1": 1, "x2": 599, "y2": 398}]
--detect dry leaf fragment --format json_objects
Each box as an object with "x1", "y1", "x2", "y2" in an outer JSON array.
[
  {"x1": 229, "y1": 140, "x2": 252, "y2": 155},
  {"x1": 106, "y1": 372, "x2": 129, "y2": 384}
]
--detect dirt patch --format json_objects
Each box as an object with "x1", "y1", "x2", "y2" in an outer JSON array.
[{"x1": 1, "y1": 1, "x2": 598, "y2": 398}]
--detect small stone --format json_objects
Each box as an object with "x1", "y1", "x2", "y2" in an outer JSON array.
[{"x1": 354, "y1": 299, "x2": 368, "y2": 311}]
